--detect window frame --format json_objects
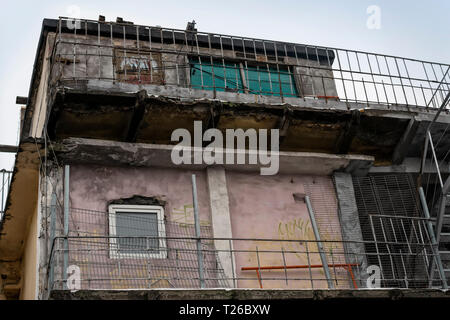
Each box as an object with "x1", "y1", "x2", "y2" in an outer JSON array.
[
  {"x1": 188, "y1": 55, "x2": 299, "y2": 97},
  {"x1": 108, "y1": 204, "x2": 167, "y2": 259}
]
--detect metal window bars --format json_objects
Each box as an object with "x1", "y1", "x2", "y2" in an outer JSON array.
[{"x1": 49, "y1": 17, "x2": 450, "y2": 109}]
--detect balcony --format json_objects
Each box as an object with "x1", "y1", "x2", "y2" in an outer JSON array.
[
  {"x1": 49, "y1": 17, "x2": 449, "y2": 110},
  {"x1": 20, "y1": 17, "x2": 445, "y2": 165},
  {"x1": 46, "y1": 207, "x2": 448, "y2": 293}
]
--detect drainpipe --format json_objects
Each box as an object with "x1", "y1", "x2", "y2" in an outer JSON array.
[
  {"x1": 304, "y1": 194, "x2": 334, "y2": 289},
  {"x1": 63, "y1": 165, "x2": 70, "y2": 290},
  {"x1": 192, "y1": 174, "x2": 205, "y2": 288}
]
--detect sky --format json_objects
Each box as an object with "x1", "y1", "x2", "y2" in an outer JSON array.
[{"x1": 0, "y1": 0, "x2": 449, "y2": 170}]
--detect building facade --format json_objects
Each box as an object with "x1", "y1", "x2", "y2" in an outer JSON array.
[{"x1": 0, "y1": 17, "x2": 450, "y2": 299}]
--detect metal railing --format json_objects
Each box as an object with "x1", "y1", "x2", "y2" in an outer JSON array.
[
  {"x1": 47, "y1": 235, "x2": 446, "y2": 291},
  {"x1": 45, "y1": 205, "x2": 448, "y2": 291},
  {"x1": 418, "y1": 72, "x2": 450, "y2": 287},
  {"x1": 49, "y1": 17, "x2": 450, "y2": 109},
  {"x1": 0, "y1": 169, "x2": 12, "y2": 219}
]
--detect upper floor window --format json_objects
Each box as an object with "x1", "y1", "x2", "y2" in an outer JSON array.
[
  {"x1": 108, "y1": 204, "x2": 167, "y2": 259},
  {"x1": 189, "y1": 56, "x2": 298, "y2": 97},
  {"x1": 114, "y1": 49, "x2": 164, "y2": 85}
]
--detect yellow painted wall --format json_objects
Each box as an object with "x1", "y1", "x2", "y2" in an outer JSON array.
[{"x1": 19, "y1": 207, "x2": 38, "y2": 300}]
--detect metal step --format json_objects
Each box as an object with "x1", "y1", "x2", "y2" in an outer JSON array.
[
  {"x1": 440, "y1": 233, "x2": 450, "y2": 243},
  {"x1": 439, "y1": 251, "x2": 450, "y2": 261},
  {"x1": 444, "y1": 269, "x2": 450, "y2": 278},
  {"x1": 431, "y1": 214, "x2": 450, "y2": 225}
]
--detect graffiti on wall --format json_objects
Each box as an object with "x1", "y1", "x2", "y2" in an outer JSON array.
[{"x1": 171, "y1": 204, "x2": 211, "y2": 227}]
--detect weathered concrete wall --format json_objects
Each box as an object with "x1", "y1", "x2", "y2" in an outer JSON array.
[
  {"x1": 69, "y1": 165, "x2": 211, "y2": 224},
  {"x1": 333, "y1": 172, "x2": 369, "y2": 288},
  {"x1": 30, "y1": 33, "x2": 55, "y2": 139},
  {"x1": 63, "y1": 165, "x2": 352, "y2": 290},
  {"x1": 49, "y1": 288, "x2": 450, "y2": 300},
  {"x1": 225, "y1": 172, "x2": 349, "y2": 289},
  {"x1": 20, "y1": 206, "x2": 38, "y2": 300},
  {"x1": 66, "y1": 165, "x2": 215, "y2": 290},
  {"x1": 53, "y1": 33, "x2": 337, "y2": 98}
]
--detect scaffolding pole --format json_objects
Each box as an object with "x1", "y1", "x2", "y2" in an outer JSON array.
[
  {"x1": 191, "y1": 174, "x2": 205, "y2": 288},
  {"x1": 305, "y1": 195, "x2": 334, "y2": 289}
]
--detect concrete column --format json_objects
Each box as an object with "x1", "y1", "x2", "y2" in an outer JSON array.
[
  {"x1": 206, "y1": 166, "x2": 235, "y2": 287},
  {"x1": 334, "y1": 172, "x2": 369, "y2": 288}
]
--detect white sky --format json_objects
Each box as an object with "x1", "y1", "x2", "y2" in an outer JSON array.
[{"x1": 0, "y1": 0, "x2": 449, "y2": 170}]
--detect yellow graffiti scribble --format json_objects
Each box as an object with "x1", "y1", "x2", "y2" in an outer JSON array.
[{"x1": 171, "y1": 204, "x2": 210, "y2": 226}]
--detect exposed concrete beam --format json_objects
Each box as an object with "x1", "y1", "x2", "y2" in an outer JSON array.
[
  {"x1": 125, "y1": 90, "x2": 148, "y2": 142},
  {"x1": 334, "y1": 110, "x2": 360, "y2": 154},
  {"x1": 49, "y1": 288, "x2": 450, "y2": 300},
  {"x1": 0, "y1": 141, "x2": 42, "y2": 298},
  {"x1": 68, "y1": 80, "x2": 450, "y2": 124},
  {"x1": 277, "y1": 109, "x2": 292, "y2": 147},
  {"x1": 0, "y1": 145, "x2": 18, "y2": 153},
  {"x1": 15, "y1": 96, "x2": 28, "y2": 105},
  {"x1": 202, "y1": 102, "x2": 222, "y2": 147},
  {"x1": 53, "y1": 137, "x2": 374, "y2": 176},
  {"x1": 392, "y1": 118, "x2": 419, "y2": 165},
  {"x1": 369, "y1": 157, "x2": 450, "y2": 174}
]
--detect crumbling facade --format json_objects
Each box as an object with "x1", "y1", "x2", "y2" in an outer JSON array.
[{"x1": 0, "y1": 17, "x2": 450, "y2": 300}]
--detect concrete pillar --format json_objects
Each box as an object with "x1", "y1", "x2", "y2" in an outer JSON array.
[
  {"x1": 334, "y1": 172, "x2": 369, "y2": 288},
  {"x1": 206, "y1": 166, "x2": 235, "y2": 287}
]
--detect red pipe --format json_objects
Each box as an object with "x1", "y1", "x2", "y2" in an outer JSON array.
[{"x1": 241, "y1": 263, "x2": 359, "y2": 289}]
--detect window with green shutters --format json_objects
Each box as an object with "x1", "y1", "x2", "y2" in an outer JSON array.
[
  {"x1": 190, "y1": 57, "x2": 245, "y2": 93},
  {"x1": 245, "y1": 65, "x2": 298, "y2": 97},
  {"x1": 189, "y1": 57, "x2": 298, "y2": 97}
]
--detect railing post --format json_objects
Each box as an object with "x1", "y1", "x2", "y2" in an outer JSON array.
[
  {"x1": 63, "y1": 165, "x2": 70, "y2": 289},
  {"x1": 418, "y1": 187, "x2": 448, "y2": 289},
  {"x1": 191, "y1": 174, "x2": 205, "y2": 288},
  {"x1": 229, "y1": 239, "x2": 236, "y2": 288},
  {"x1": 305, "y1": 195, "x2": 334, "y2": 289},
  {"x1": 47, "y1": 193, "x2": 57, "y2": 293}
]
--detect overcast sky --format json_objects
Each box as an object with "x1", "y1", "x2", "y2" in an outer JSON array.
[{"x1": 0, "y1": 0, "x2": 449, "y2": 170}]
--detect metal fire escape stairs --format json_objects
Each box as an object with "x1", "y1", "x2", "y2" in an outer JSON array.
[{"x1": 418, "y1": 74, "x2": 450, "y2": 289}]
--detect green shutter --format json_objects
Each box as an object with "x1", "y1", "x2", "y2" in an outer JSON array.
[{"x1": 190, "y1": 57, "x2": 297, "y2": 97}]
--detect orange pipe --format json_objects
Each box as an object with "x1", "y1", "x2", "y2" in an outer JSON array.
[
  {"x1": 241, "y1": 263, "x2": 359, "y2": 289},
  {"x1": 241, "y1": 263, "x2": 358, "y2": 271},
  {"x1": 316, "y1": 95, "x2": 339, "y2": 101},
  {"x1": 343, "y1": 264, "x2": 358, "y2": 289}
]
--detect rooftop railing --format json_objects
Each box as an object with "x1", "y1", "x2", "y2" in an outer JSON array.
[{"x1": 49, "y1": 17, "x2": 450, "y2": 110}]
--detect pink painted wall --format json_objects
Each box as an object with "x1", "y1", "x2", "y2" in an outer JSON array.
[
  {"x1": 70, "y1": 164, "x2": 212, "y2": 226},
  {"x1": 226, "y1": 172, "x2": 350, "y2": 289},
  {"x1": 65, "y1": 164, "x2": 350, "y2": 290},
  {"x1": 66, "y1": 164, "x2": 215, "y2": 289}
]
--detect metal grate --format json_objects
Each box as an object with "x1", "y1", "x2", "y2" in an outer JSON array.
[
  {"x1": 46, "y1": 204, "x2": 446, "y2": 291},
  {"x1": 352, "y1": 174, "x2": 438, "y2": 288}
]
